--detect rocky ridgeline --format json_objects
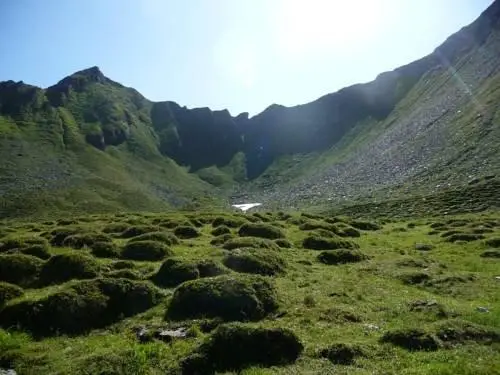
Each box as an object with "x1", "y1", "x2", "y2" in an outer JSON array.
[{"x1": 236, "y1": 23, "x2": 500, "y2": 209}]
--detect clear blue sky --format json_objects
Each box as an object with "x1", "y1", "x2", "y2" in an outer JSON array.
[{"x1": 0, "y1": 0, "x2": 494, "y2": 116}]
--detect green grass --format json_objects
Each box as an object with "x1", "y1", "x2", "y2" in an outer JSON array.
[{"x1": 0, "y1": 209, "x2": 499, "y2": 374}]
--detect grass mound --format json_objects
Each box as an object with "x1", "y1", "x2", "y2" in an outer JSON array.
[
  {"x1": 275, "y1": 238, "x2": 293, "y2": 248},
  {"x1": 196, "y1": 259, "x2": 228, "y2": 277},
  {"x1": 127, "y1": 231, "x2": 179, "y2": 246},
  {"x1": 105, "y1": 269, "x2": 141, "y2": 280},
  {"x1": 119, "y1": 225, "x2": 160, "y2": 238},
  {"x1": 319, "y1": 343, "x2": 365, "y2": 365},
  {"x1": 0, "y1": 254, "x2": 44, "y2": 287},
  {"x1": 446, "y1": 233, "x2": 485, "y2": 242},
  {"x1": 238, "y1": 223, "x2": 285, "y2": 239},
  {"x1": 212, "y1": 216, "x2": 246, "y2": 228},
  {"x1": 223, "y1": 237, "x2": 279, "y2": 251},
  {"x1": 17, "y1": 243, "x2": 51, "y2": 260},
  {"x1": 380, "y1": 328, "x2": 440, "y2": 351},
  {"x1": 181, "y1": 324, "x2": 303, "y2": 374},
  {"x1": 90, "y1": 242, "x2": 121, "y2": 258},
  {"x1": 485, "y1": 237, "x2": 500, "y2": 247},
  {"x1": 480, "y1": 249, "x2": 500, "y2": 258},
  {"x1": 408, "y1": 300, "x2": 448, "y2": 318},
  {"x1": 0, "y1": 282, "x2": 24, "y2": 306},
  {"x1": 174, "y1": 226, "x2": 200, "y2": 239},
  {"x1": 336, "y1": 226, "x2": 361, "y2": 238},
  {"x1": 122, "y1": 240, "x2": 172, "y2": 261},
  {"x1": 349, "y1": 220, "x2": 381, "y2": 231},
  {"x1": 62, "y1": 233, "x2": 112, "y2": 249},
  {"x1": 302, "y1": 235, "x2": 358, "y2": 250},
  {"x1": 102, "y1": 223, "x2": 130, "y2": 234},
  {"x1": 0, "y1": 236, "x2": 49, "y2": 252},
  {"x1": 223, "y1": 249, "x2": 286, "y2": 276},
  {"x1": 110, "y1": 260, "x2": 136, "y2": 270},
  {"x1": 47, "y1": 227, "x2": 85, "y2": 246},
  {"x1": 211, "y1": 225, "x2": 231, "y2": 236},
  {"x1": 40, "y1": 253, "x2": 100, "y2": 285},
  {"x1": 398, "y1": 271, "x2": 431, "y2": 285},
  {"x1": 0, "y1": 278, "x2": 162, "y2": 336},
  {"x1": 152, "y1": 258, "x2": 199, "y2": 287},
  {"x1": 152, "y1": 258, "x2": 227, "y2": 288},
  {"x1": 210, "y1": 233, "x2": 233, "y2": 246},
  {"x1": 317, "y1": 249, "x2": 368, "y2": 265},
  {"x1": 167, "y1": 274, "x2": 279, "y2": 321},
  {"x1": 435, "y1": 320, "x2": 500, "y2": 345}
]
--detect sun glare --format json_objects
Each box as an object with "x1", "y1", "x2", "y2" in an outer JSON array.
[{"x1": 275, "y1": 0, "x2": 384, "y2": 57}]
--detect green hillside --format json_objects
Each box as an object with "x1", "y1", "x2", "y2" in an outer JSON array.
[{"x1": 2, "y1": 2, "x2": 500, "y2": 219}]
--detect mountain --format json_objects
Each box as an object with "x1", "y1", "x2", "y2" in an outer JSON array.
[{"x1": 1, "y1": 0, "x2": 500, "y2": 218}]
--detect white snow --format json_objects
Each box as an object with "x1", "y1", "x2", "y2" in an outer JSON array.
[{"x1": 232, "y1": 203, "x2": 262, "y2": 212}]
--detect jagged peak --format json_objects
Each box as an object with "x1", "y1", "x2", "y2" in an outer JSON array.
[{"x1": 71, "y1": 66, "x2": 106, "y2": 80}]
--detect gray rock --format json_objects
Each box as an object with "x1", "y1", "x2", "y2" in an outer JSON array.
[
  {"x1": 476, "y1": 306, "x2": 490, "y2": 313},
  {"x1": 155, "y1": 327, "x2": 188, "y2": 342}
]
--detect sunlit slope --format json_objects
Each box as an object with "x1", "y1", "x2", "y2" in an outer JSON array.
[
  {"x1": 0, "y1": 77, "x2": 217, "y2": 218},
  {"x1": 242, "y1": 6, "x2": 500, "y2": 208}
]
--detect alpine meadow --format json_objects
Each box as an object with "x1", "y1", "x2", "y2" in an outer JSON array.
[{"x1": 0, "y1": 1, "x2": 500, "y2": 374}]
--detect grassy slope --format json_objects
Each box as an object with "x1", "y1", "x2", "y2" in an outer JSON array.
[
  {"x1": 0, "y1": 80, "x2": 221, "y2": 219},
  {"x1": 1, "y1": 210, "x2": 499, "y2": 374}
]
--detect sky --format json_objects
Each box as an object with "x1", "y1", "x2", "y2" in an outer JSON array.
[{"x1": 0, "y1": 0, "x2": 494, "y2": 116}]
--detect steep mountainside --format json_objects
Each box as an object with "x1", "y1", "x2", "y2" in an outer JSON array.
[{"x1": 1, "y1": 0, "x2": 500, "y2": 217}]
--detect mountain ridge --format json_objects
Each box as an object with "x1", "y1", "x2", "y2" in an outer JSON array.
[{"x1": 1, "y1": 0, "x2": 500, "y2": 217}]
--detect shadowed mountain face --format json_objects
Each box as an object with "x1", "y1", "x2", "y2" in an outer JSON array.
[{"x1": 1, "y1": 0, "x2": 500, "y2": 216}]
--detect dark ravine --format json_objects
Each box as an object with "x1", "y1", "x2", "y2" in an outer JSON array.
[{"x1": 1, "y1": 0, "x2": 500, "y2": 216}]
